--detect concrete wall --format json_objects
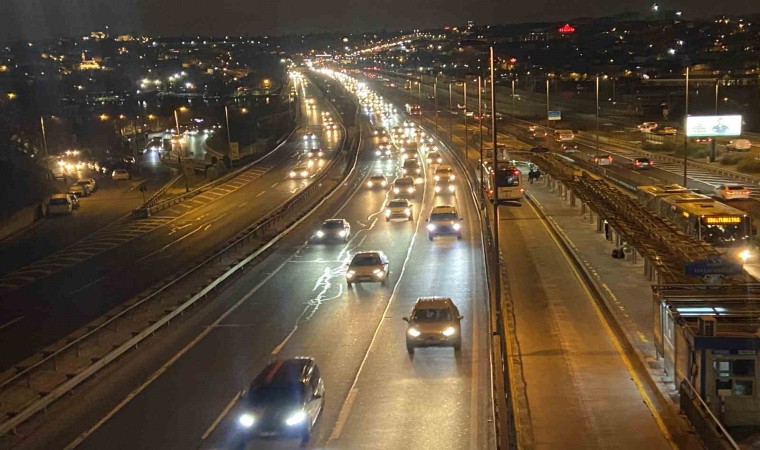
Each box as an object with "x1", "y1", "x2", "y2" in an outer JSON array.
[{"x1": 0, "y1": 203, "x2": 44, "y2": 242}]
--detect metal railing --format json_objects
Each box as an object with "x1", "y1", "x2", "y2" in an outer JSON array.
[{"x1": 679, "y1": 379, "x2": 739, "y2": 450}]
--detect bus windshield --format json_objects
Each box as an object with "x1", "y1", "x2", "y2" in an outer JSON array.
[{"x1": 495, "y1": 169, "x2": 520, "y2": 187}]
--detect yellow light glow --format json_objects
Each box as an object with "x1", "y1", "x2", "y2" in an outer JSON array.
[{"x1": 704, "y1": 216, "x2": 742, "y2": 225}]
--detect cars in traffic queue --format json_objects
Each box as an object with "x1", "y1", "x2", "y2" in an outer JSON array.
[
  {"x1": 714, "y1": 184, "x2": 752, "y2": 201},
  {"x1": 403, "y1": 297, "x2": 463, "y2": 353},
  {"x1": 375, "y1": 145, "x2": 392, "y2": 158},
  {"x1": 633, "y1": 157, "x2": 653, "y2": 169},
  {"x1": 433, "y1": 165, "x2": 455, "y2": 182},
  {"x1": 726, "y1": 139, "x2": 752, "y2": 152},
  {"x1": 426, "y1": 205, "x2": 463, "y2": 240},
  {"x1": 76, "y1": 177, "x2": 97, "y2": 192},
  {"x1": 236, "y1": 357, "x2": 324, "y2": 444},
  {"x1": 366, "y1": 175, "x2": 388, "y2": 189},
  {"x1": 401, "y1": 158, "x2": 422, "y2": 176},
  {"x1": 637, "y1": 122, "x2": 658, "y2": 132},
  {"x1": 289, "y1": 165, "x2": 311, "y2": 179},
  {"x1": 303, "y1": 132, "x2": 318, "y2": 141},
  {"x1": 47, "y1": 193, "x2": 75, "y2": 215},
  {"x1": 112, "y1": 169, "x2": 130, "y2": 180},
  {"x1": 560, "y1": 142, "x2": 578, "y2": 152},
  {"x1": 314, "y1": 219, "x2": 351, "y2": 242},
  {"x1": 593, "y1": 154, "x2": 613, "y2": 166},
  {"x1": 554, "y1": 129, "x2": 575, "y2": 142},
  {"x1": 307, "y1": 148, "x2": 324, "y2": 158},
  {"x1": 659, "y1": 127, "x2": 678, "y2": 135},
  {"x1": 392, "y1": 177, "x2": 416, "y2": 197},
  {"x1": 346, "y1": 251, "x2": 389, "y2": 286},
  {"x1": 372, "y1": 127, "x2": 388, "y2": 137},
  {"x1": 323, "y1": 122, "x2": 339, "y2": 131},
  {"x1": 385, "y1": 199, "x2": 413, "y2": 221},
  {"x1": 434, "y1": 177, "x2": 456, "y2": 195},
  {"x1": 529, "y1": 126, "x2": 548, "y2": 139},
  {"x1": 68, "y1": 183, "x2": 90, "y2": 197},
  {"x1": 426, "y1": 151, "x2": 443, "y2": 165}
]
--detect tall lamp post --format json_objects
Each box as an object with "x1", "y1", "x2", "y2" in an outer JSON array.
[
  {"x1": 40, "y1": 116, "x2": 50, "y2": 170},
  {"x1": 710, "y1": 80, "x2": 719, "y2": 162},
  {"x1": 478, "y1": 76, "x2": 483, "y2": 169},
  {"x1": 545, "y1": 78, "x2": 551, "y2": 129},
  {"x1": 683, "y1": 67, "x2": 689, "y2": 187},
  {"x1": 448, "y1": 82, "x2": 454, "y2": 143},
  {"x1": 595, "y1": 75, "x2": 601, "y2": 153},
  {"x1": 434, "y1": 75, "x2": 439, "y2": 132},
  {"x1": 463, "y1": 80, "x2": 468, "y2": 159}
]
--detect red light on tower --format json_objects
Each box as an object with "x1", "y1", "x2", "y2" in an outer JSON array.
[
  {"x1": 558, "y1": 23, "x2": 576, "y2": 34},
  {"x1": 509, "y1": 58, "x2": 517, "y2": 64}
]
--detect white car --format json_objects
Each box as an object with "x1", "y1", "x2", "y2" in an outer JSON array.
[
  {"x1": 112, "y1": 169, "x2": 130, "y2": 180},
  {"x1": 726, "y1": 139, "x2": 752, "y2": 152},
  {"x1": 76, "y1": 177, "x2": 97, "y2": 192},
  {"x1": 303, "y1": 132, "x2": 318, "y2": 141},
  {"x1": 714, "y1": 184, "x2": 751, "y2": 200},
  {"x1": 68, "y1": 183, "x2": 89, "y2": 197},
  {"x1": 346, "y1": 251, "x2": 389, "y2": 286},
  {"x1": 385, "y1": 198, "x2": 413, "y2": 221},
  {"x1": 434, "y1": 165, "x2": 455, "y2": 182},
  {"x1": 637, "y1": 122, "x2": 658, "y2": 132},
  {"x1": 367, "y1": 175, "x2": 388, "y2": 188},
  {"x1": 48, "y1": 193, "x2": 74, "y2": 215},
  {"x1": 289, "y1": 165, "x2": 311, "y2": 179}
]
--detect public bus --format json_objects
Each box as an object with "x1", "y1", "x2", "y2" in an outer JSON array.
[
  {"x1": 637, "y1": 184, "x2": 753, "y2": 253},
  {"x1": 483, "y1": 162, "x2": 524, "y2": 202}
]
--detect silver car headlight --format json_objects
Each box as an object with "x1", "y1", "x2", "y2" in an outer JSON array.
[
  {"x1": 347, "y1": 270, "x2": 356, "y2": 277},
  {"x1": 338, "y1": 230, "x2": 347, "y2": 237},
  {"x1": 238, "y1": 413, "x2": 256, "y2": 428},
  {"x1": 404, "y1": 208, "x2": 411, "y2": 216},
  {"x1": 434, "y1": 175, "x2": 440, "y2": 181},
  {"x1": 427, "y1": 224, "x2": 436, "y2": 231},
  {"x1": 407, "y1": 187, "x2": 414, "y2": 193},
  {"x1": 434, "y1": 185, "x2": 441, "y2": 193},
  {"x1": 385, "y1": 209, "x2": 391, "y2": 216},
  {"x1": 289, "y1": 171, "x2": 296, "y2": 177},
  {"x1": 316, "y1": 230, "x2": 325, "y2": 238},
  {"x1": 448, "y1": 185, "x2": 456, "y2": 192},
  {"x1": 442, "y1": 326, "x2": 457, "y2": 337},
  {"x1": 381, "y1": 181, "x2": 387, "y2": 187},
  {"x1": 408, "y1": 328, "x2": 421, "y2": 337},
  {"x1": 367, "y1": 181, "x2": 374, "y2": 187},
  {"x1": 373, "y1": 268, "x2": 384, "y2": 275},
  {"x1": 394, "y1": 188, "x2": 400, "y2": 194},
  {"x1": 301, "y1": 171, "x2": 308, "y2": 177},
  {"x1": 285, "y1": 410, "x2": 307, "y2": 426},
  {"x1": 453, "y1": 223, "x2": 461, "y2": 231}
]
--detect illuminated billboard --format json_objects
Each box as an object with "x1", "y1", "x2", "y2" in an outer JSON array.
[{"x1": 685, "y1": 115, "x2": 742, "y2": 137}]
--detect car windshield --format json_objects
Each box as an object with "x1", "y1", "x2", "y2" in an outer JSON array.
[
  {"x1": 246, "y1": 383, "x2": 304, "y2": 406},
  {"x1": 370, "y1": 176, "x2": 385, "y2": 181},
  {"x1": 351, "y1": 255, "x2": 381, "y2": 266},
  {"x1": 431, "y1": 213, "x2": 457, "y2": 221},
  {"x1": 49, "y1": 198, "x2": 68, "y2": 205},
  {"x1": 727, "y1": 186, "x2": 746, "y2": 190},
  {"x1": 412, "y1": 308, "x2": 451, "y2": 321},
  {"x1": 395, "y1": 179, "x2": 413, "y2": 186},
  {"x1": 323, "y1": 221, "x2": 345, "y2": 229},
  {"x1": 389, "y1": 201, "x2": 407, "y2": 208}
]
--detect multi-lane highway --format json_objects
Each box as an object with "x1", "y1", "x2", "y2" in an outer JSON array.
[
  {"x1": 4, "y1": 71, "x2": 494, "y2": 450},
  {"x1": 0, "y1": 75, "x2": 339, "y2": 371}
]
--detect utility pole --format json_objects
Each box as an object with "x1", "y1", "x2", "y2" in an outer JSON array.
[{"x1": 683, "y1": 67, "x2": 689, "y2": 187}]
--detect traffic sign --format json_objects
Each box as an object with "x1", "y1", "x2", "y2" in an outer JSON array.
[
  {"x1": 548, "y1": 110, "x2": 562, "y2": 121},
  {"x1": 685, "y1": 256, "x2": 743, "y2": 277},
  {"x1": 229, "y1": 142, "x2": 240, "y2": 160}
]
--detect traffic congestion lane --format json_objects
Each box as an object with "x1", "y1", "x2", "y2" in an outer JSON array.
[
  {"x1": 64, "y1": 123, "x2": 416, "y2": 450},
  {"x1": 0, "y1": 82, "x2": 341, "y2": 369},
  {"x1": 497, "y1": 200, "x2": 672, "y2": 449}
]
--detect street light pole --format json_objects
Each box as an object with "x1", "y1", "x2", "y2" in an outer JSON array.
[
  {"x1": 545, "y1": 78, "x2": 550, "y2": 129},
  {"x1": 40, "y1": 116, "x2": 49, "y2": 170},
  {"x1": 434, "y1": 77, "x2": 439, "y2": 132},
  {"x1": 683, "y1": 67, "x2": 689, "y2": 187},
  {"x1": 418, "y1": 79, "x2": 422, "y2": 105},
  {"x1": 710, "y1": 81, "x2": 719, "y2": 162},
  {"x1": 449, "y1": 83, "x2": 453, "y2": 143},
  {"x1": 595, "y1": 75, "x2": 600, "y2": 153},
  {"x1": 489, "y1": 44, "x2": 501, "y2": 322},
  {"x1": 224, "y1": 105, "x2": 232, "y2": 151},
  {"x1": 478, "y1": 76, "x2": 483, "y2": 174},
  {"x1": 511, "y1": 78, "x2": 516, "y2": 128},
  {"x1": 174, "y1": 109, "x2": 181, "y2": 135},
  {"x1": 463, "y1": 81, "x2": 468, "y2": 159}
]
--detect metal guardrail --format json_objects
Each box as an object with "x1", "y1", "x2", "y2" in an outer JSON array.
[
  {"x1": 140, "y1": 174, "x2": 184, "y2": 209},
  {"x1": 0, "y1": 80, "x2": 358, "y2": 437},
  {"x1": 679, "y1": 379, "x2": 739, "y2": 450}
]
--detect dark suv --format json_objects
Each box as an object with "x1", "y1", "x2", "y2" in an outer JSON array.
[{"x1": 236, "y1": 357, "x2": 324, "y2": 444}]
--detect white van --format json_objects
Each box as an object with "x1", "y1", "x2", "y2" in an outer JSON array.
[
  {"x1": 48, "y1": 193, "x2": 73, "y2": 215},
  {"x1": 554, "y1": 129, "x2": 575, "y2": 142}
]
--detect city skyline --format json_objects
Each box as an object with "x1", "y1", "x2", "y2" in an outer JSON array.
[{"x1": 2, "y1": 0, "x2": 759, "y2": 41}]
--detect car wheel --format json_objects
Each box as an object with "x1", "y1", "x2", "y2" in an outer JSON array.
[
  {"x1": 457, "y1": 234, "x2": 462, "y2": 240},
  {"x1": 381, "y1": 278, "x2": 387, "y2": 286},
  {"x1": 428, "y1": 235, "x2": 433, "y2": 241},
  {"x1": 406, "y1": 343, "x2": 415, "y2": 354},
  {"x1": 344, "y1": 236, "x2": 349, "y2": 243},
  {"x1": 454, "y1": 339, "x2": 462, "y2": 351},
  {"x1": 385, "y1": 218, "x2": 390, "y2": 222},
  {"x1": 347, "y1": 281, "x2": 352, "y2": 287},
  {"x1": 408, "y1": 216, "x2": 412, "y2": 221}
]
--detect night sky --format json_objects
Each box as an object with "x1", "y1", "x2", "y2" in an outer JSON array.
[{"x1": 2, "y1": 0, "x2": 759, "y2": 41}]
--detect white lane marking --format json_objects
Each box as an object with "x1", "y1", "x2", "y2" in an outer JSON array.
[
  {"x1": 200, "y1": 390, "x2": 242, "y2": 441},
  {"x1": 68, "y1": 276, "x2": 107, "y2": 296},
  {"x1": 270, "y1": 182, "x2": 278, "y2": 188},
  {"x1": 0, "y1": 316, "x2": 24, "y2": 332},
  {"x1": 63, "y1": 255, "x2": 293, "y2": 450},
  {"x1": 271, "y1": 325, "x2": 299, "y2": 355},
  {"x1": 331, "y1": 387, "x2": 359, "y2": 440},
  {"x1": 329, "y1": 167, "x2": 428, "y2": 442},
  {"x1": 256, "y1": 191, "x2": 265, "y2": 197}
]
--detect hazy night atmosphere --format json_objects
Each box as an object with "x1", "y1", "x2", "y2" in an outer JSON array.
[{"x1": 0, "y1": 0, "x2": 759, "y2": 448}]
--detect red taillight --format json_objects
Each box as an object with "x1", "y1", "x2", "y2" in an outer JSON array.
[
  {"x1": 512, "y1": 170, "x2": 520, "y2": 175},
  {"x1": 634, "y1": 161, "x2": 640, "y2": 166},
  {"x1": 519, "y1": 188, "x2": 525, "y2": 193}
]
